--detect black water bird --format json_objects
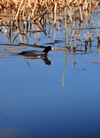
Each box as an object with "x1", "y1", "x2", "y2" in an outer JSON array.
[
  {"x1": 18, "y1": 46, "x2": 53, "y2": 57},
  {"x1": 18, "y1": 46, "x2": 53, "y2": 65}
]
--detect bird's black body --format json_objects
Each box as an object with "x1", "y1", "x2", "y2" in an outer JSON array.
[{"x1": 18, "y1": 46, "x2": 52, "y2": 57}]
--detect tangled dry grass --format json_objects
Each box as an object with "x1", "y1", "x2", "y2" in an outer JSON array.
[{"x1": 0, "y1": 0, "x2": 99, "y2": 21}]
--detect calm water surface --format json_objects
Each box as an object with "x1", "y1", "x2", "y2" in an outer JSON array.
[
  {"x1": 0, "y1": 51, "x2": 100, "y2": 138},
  {"x1": 0, "y1": 13, "x2": 100, "y2": 138}
]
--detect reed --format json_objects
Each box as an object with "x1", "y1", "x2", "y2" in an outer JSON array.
[{"x1": 0, "y1": 0, "x2": 99, "y2": 21}]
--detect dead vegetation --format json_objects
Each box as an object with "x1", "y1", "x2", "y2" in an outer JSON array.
[
  {"x1": 0, "y1": 0, "x2": 100, "y2": 51},
  {"x1": 0, "y1": 0, "x2": 99, "y2": 21}
]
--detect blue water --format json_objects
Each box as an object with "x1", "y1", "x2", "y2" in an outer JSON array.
[{"x1": 0, "y1": 49, "x2": 100, "y2": 138}]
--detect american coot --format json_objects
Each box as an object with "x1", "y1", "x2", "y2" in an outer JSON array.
[
  {"x1": 18, "y1": 46, "x2": 53, "y2": 56},
  {"x1": 18, "y1": 46, "x2": 53, "y2": 65}
]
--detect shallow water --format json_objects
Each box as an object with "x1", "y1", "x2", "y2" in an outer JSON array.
[{"x1": 0, "y1": 11, "x2": 100, "y2": 138}]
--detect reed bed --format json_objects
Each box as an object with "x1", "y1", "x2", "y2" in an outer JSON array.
[
  {"x1": 0, "y1": 0, "x2": 99, "y2": 22},
  {"x1": 0, "y1": 0, "x2": 100, "y2": 50}
]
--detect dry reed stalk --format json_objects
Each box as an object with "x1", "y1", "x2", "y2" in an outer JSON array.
[
  {"x1": 53, "y1": 46, "x2": 87, "y2": 52},
  {"x1": 14, "y1": 0, "x2": 24, "y2": 20},
  {"x1": 81, "y1": 34, "x2": 94, "y2": 41},
  {"x1": 79, "y1": 7, "x2": 83, "y2": 22},
  {"x1": 32, "y1": 0, "x2": 37, "y2": 17},
  {"x1": 69, "y1": 30, "x2": 75, "y2": 47},
  {"x1": 54, "y1": 2, "x2": 57, "y2": 25},
  {"x1": 4, "y1": 47, "x2": 25, "y2": 50},
  {"x1": 67, "y1": 8, "x2": 73, "y2": 22},
  {"x1": 77, "y1": 60, "x2": 100, "y2": 64}
]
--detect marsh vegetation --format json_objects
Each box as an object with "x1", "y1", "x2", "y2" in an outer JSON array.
[{"x1": 0, "y1": 0, "x2": 100, "y2": 47}]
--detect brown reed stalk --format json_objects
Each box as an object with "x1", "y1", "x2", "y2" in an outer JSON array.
[
  {"x1": 15, "y1": 0, "x2": 24, "y2": 20},
  {"x1": 54, "y1": 2, "x2": 57, "y2": 25},
  {"x1": 32, "y1": 0, "x2": 38, "y2": 20}
]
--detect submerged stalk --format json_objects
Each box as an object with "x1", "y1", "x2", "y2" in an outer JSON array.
[{"x1": 62, "y1": 51, "x2": 67, "y2": 86}]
